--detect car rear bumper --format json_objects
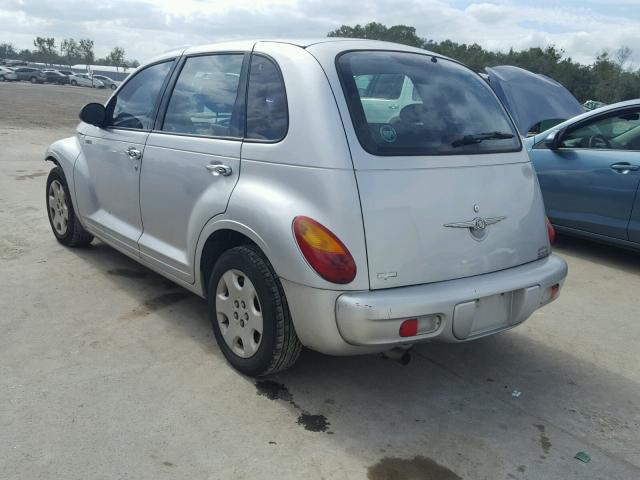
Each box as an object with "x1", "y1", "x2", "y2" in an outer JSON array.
[{"x1": 335, "y1": 254, "x2": 567, "y2": 348}]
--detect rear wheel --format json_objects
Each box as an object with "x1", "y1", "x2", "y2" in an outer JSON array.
[
  {"x1": 208, "y1": 245, "x2": 302, "y2": 376},
  {"x1": 0, "y1": 75, "x2": 5, "y2": 82},
  {"x1": 46, "y1": 167, "x2": 93, "y2": 247}
]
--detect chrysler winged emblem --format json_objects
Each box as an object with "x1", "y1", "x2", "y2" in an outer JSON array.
[{"x1": 444, "y1": 216, "x2": 506, "y2": 240}]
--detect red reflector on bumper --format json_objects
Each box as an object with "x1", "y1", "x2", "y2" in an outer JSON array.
[
  {"x1": 550, "y1": 283, "x2": 560, "y2": 300},
  {"x1": 399, "y1": 318, "x2": 418, "y2": 337}
]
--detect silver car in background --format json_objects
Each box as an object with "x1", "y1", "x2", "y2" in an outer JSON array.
[
  {"x1": 0, "y1": 66, "x2": 17, "y2": 81},
  {"x1": 44, "y1": 39, "x2": 567, "y2": 376},
  {"x1": 92, "y1": 74, "x2": 120, "y2": 90},
  {"x1": 60, "y1": 71, "x2": 104, "y2": 88}
]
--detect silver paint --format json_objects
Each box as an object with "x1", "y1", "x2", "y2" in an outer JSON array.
[{"x1": 46, "y1": 38, "x2": 568, "y2": 356}]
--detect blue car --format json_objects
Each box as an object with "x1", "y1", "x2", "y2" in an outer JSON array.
[{"x1": 525, "y1": 99, "x2": 640, "y2": 249}]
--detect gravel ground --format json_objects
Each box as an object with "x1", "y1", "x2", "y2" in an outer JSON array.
[{"x1": 1, "y1": 81, "x2": 639, "y2": 480}]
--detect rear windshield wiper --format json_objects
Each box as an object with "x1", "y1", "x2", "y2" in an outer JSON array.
[{"x1": 451, "y1": 131, "x2": 515, "y2": 148}]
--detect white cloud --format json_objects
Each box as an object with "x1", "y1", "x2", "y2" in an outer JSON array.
[{"x1": 0, "y1": 0, "x2": 639, "y2": 67}]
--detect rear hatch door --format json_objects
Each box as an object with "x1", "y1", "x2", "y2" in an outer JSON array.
[
  {"x1": 331, "y1": 49, "x2": 549, "y2": 290},
  {"x1": 355, "y1": 153, "x2": 548, "y2": 289}
]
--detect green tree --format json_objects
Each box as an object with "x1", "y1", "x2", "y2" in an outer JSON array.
[
  {"x1": 105, "y1": 46, "x2": 125, "y2": 71},
  {"x1": 328, "y1": 23, "x2": 640, "y2": 103},
  {"x1": 78, "y1": 38, "x2": 94, "y2": 66},
  {"x1": 328, "y1": 22, "x2": 424, "y2": 48},
  {"x1": 61, "y1": 38, "x2": 81, "y2": 65},
  {"x1": 33, "y1": 36, "x2": 58, "y2": 65},
  {"x1": 0, "y1": 42, "x2": 17, "y2": 59}
]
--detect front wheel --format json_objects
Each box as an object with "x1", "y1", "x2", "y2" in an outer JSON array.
[
  {"x1": 0, "y1": 75, "x2": 5, "y2": 82},
  {"x1": 30, "y1": 76, "x2": 37, "y2": 84},
  {"x1": 110, "y1": 84, "x2": 117, "y2": 90},
  {"x1": 208, "y1": 245, "x2": 302, "y2": 376},
  {"x1": 46, "y1": 167, "x2": 94, "y2": 247},
  {"x1": 71, "y1": 80, "x2": 77, "y2": 86}
]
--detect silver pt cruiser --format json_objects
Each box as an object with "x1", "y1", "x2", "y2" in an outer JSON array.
[{"x1": 44, "y1": 39, "x2": 568, "y2": 376}]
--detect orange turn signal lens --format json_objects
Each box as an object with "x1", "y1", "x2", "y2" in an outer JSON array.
[{"x1": 293, "y1": 216, "x2": 356, "y2": 284}]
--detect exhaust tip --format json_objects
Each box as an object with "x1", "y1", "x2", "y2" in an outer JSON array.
[{"x1": 381, "y1": 346, "x2": 412, "y2": 366}]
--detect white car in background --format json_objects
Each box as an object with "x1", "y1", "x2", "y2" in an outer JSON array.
[
  {"x1": 0, "y1": 66, "x2": 18, "y2": 81},
  {"x1": 92, "y1": 74, "x2": 120, "y2": 90},
  {"x1": 60, "y1": 71, "x2": 104, "y2": 88}
]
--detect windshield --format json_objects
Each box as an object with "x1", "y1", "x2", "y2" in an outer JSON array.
[{"x1": 336, "y1": 51, "x2": 521, "y2": 156}]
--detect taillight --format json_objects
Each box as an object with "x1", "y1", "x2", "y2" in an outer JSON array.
[
  {"x1": 293, "y1": 216, "x2": 356, "y2": 284},
  {"x1": 545, "y1": 216, "x2": 556, "y2": 244},
  {"x1": 399, "y1": 319, "x2": 418, "y2": 337}
]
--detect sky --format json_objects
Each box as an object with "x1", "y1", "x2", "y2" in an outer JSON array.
[{"x1": 1, "y1": 0, "x2": 640, "y2": 66}]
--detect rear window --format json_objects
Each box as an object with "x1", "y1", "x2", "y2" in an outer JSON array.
[{"x1": 337, "y1": 51, "x2": 521, "y2": 156}]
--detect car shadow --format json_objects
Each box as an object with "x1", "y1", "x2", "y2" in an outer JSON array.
[
  {"x1": 67, "y1": 239, "x2": 221, "y2": 360},
  {"x1": 554, "y1": 234, "x2": 640, "y2": 274}
]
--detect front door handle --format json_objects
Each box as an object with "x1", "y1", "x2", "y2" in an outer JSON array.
[
  {"x1": 610, "y1": 162, "x2": 639, "y2": 173},
  {"x1": 205, "y1": 163, "x2": 232, "y2": 176},
  {"x1": 127, "y1": 147, "x2": 142, "y2": 160}
]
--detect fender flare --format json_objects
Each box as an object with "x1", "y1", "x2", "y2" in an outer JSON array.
[{"x1": 193, "y1": 216, "x2": 274, "y2": 295}]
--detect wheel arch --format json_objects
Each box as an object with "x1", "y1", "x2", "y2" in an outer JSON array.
[
  {"x1": 45, "y1": 136, "x2": 84, "y2": 213},
  {"x1": 196, "y1": 220, "x2": 273, "y2": 298}
]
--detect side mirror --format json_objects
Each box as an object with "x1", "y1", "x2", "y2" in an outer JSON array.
[
  {"x1": 543, "y1": 129, "x2": 563, "y2": 150},
  {"x1": 79, "y1": 103, "x2": 106, "y2": 127}
]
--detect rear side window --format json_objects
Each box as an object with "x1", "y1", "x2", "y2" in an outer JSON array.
[
  {"x1": 107, "y1": 60, "x2": 173, "y2": 130},
  {"x1": 246, "y1": 55, "x2": 288, "y2": 141},
  {"x1": 337, "y1": 51, "x2": 521, "y2": 156},
  {"x1": 162, "y1": 54, "x2": 244, "y2": 138}
]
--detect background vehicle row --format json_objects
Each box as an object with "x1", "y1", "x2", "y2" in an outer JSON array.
[{"x1": 0, "y1": 66, "x2": 114, "y2": 88}]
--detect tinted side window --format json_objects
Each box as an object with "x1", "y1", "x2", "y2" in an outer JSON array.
[
  {"x1": 107, "y1": 61, "x2": 173, "y2": 130},
  {"x1": 162, "y1": 54, "x2": 244, "y2": 137},
  {"x1": 246, "y1": 56, "x2": 287, "y2": 141},
  {"x1": 560, "y1": 109, "x2": 640, "y2": 150}
]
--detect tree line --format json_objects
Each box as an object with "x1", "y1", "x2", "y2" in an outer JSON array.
[
  {"x1": 0, "y1": 37, "x2": 140, "y2": 71},
  {"x1": 328, "y1": 23, "x2": 639, "y2": 104}
]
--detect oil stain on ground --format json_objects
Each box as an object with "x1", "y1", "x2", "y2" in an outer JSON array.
[
  {"x1": 367, "y1": 456, "x2": 462, "y2": 480},
  {"x1": 255, "y1": 380, "x2": 331, "y2": 433},
  {"x1": 534, "y1": 424, "x2": 552, "y2": 454},
  {"x1": 296, "y1": 413, "x2": 330, "y2": 432},
  {"x1": 143, "y1": 292, "x2": 190, "y2": 312},
  {"x1": 15, "y1": 171, "x2": 47, "y2": 180},
  {"x1": 119, "y1": 291, "x2": 190, "y2": 320}
]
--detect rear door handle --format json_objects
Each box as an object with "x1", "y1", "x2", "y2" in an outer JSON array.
[
  {"x1": 205, "y1": 163, "x2": 232, "y2": 176},
  {"x1": 610, "y1": 163, "x2": 639, "y2": 173},
  {"x1": 127, "y1": 147, "x2": 142, "y2": 160}
]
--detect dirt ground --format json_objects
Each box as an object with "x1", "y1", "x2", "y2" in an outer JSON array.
[{"x1": 1, "y1": 81, "x2": 639, "y2": 480}]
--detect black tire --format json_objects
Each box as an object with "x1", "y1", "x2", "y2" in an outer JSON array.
[
  {"x1": 71, "y1": 80, "x2": 77, "y2": 86},
  {"x1": 110, "y1": 84, "x2": 117, "y2": 90},
  {"x1": 46, "y1": 166, "x2": 94, "y2": 247},
  {"x1": 30, "y1": 76, "x2": 37, "y2": 83},
  {"x1": 208, "y1": 245, "x2": 302, "y2": 376},
  {"x1": 0, "y1": 75, "x2": 5, "y2": 82}
]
